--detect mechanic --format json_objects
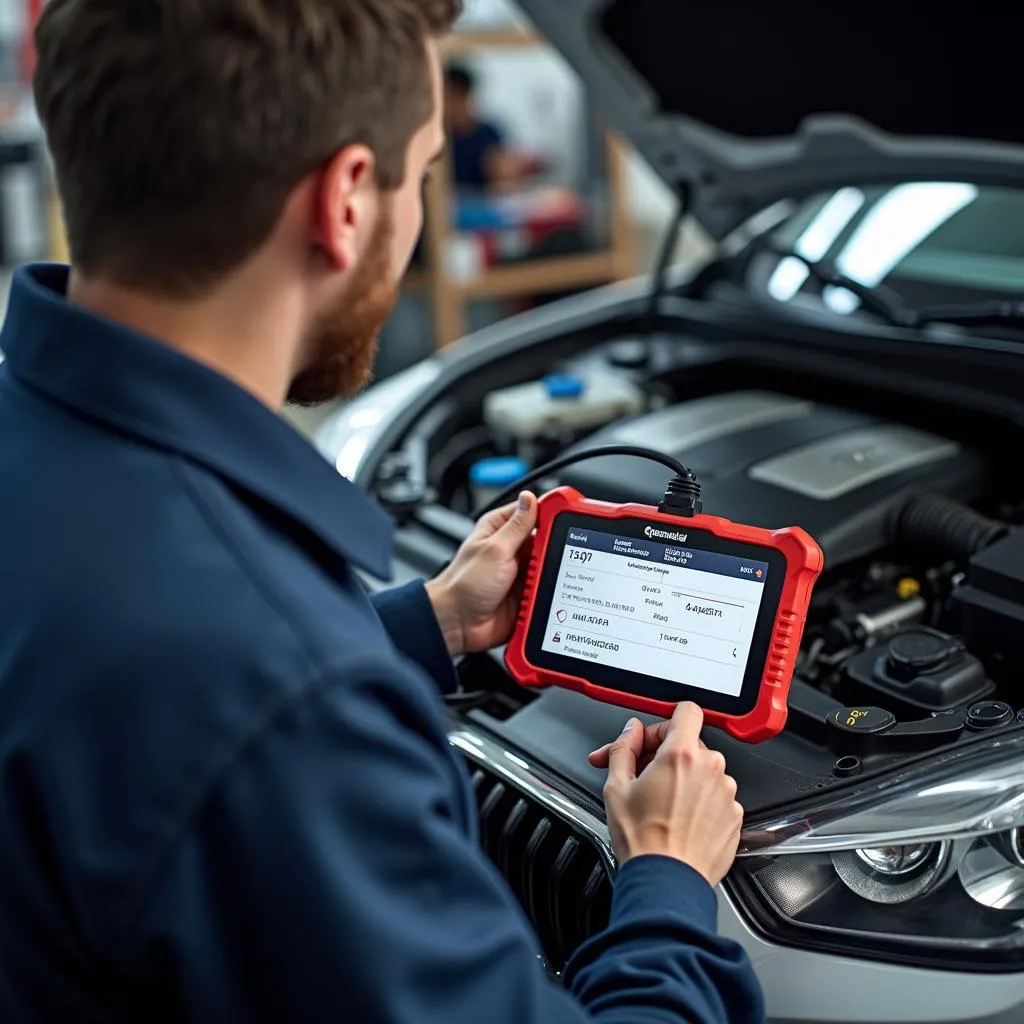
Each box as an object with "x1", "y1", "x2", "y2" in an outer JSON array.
[
  {"x1": 444, "y1": 64, "x2": 545, "y2": 192},
  {"x1": 0, "y1": 2, "x2": 763, "y2": 1023}
]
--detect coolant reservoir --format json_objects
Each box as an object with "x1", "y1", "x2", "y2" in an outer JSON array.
[
  {"x1": 468, "y1": 456, "x2": 529, "y2": 512},
  {"x1": 483, "y1": 373, "x2": 645, "y2": 451}
]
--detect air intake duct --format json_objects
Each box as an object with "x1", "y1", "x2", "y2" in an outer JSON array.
[{"x1": 893, "y1": 494, "x2": 1007, "y2": 565}]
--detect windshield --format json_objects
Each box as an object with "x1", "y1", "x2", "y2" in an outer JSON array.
[{"x1": 749, "y1": 183, "x2": 1024, "y2": 318}]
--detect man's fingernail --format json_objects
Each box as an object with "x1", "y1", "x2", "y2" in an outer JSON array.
[
  {"x1": 622, "y1": 718, "x2": 638, "y2": 734},
  {"x1": 517, "y1": 492, "x2": 531, "y2": 512}
]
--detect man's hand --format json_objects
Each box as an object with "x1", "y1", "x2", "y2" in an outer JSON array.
[
  {"x1": 589, "y1": 703, "x2": 744, "y2": 886},
  {"x1": 425, "y1": 492, "x2": 538, "y2": 656}
]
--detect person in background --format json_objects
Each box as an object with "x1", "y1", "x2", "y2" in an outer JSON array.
[
  {"x1": 0, "y1": 1, "x2": 765, "y2": 1022},
  {"x1": 444, "y1": 63, "x2": 546, "y2": 192}
]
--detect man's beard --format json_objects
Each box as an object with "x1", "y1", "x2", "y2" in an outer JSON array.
[{"x1": 287, "y1": 214, "x2": 398, "y2": 406}]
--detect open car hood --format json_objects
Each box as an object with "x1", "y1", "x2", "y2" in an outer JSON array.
[{"x1": 513, "y1": 1, "x2": 1024, "y2": 238}]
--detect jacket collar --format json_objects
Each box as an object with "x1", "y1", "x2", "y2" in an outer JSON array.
[{"x1": 0, "y1": 264, "x2": 394, "y2": 579}]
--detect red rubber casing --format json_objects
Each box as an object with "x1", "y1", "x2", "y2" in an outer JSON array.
[{"x1": 504, "y1": 487, "x2": 824, "y2": 743}]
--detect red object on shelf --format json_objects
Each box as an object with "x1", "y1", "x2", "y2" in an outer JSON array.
[
  {"x1": 468, "y1": 188, "x2": 588, "y2": 268},
  {"x1": 21, "y1": 0, "x2": 45, "y2": 83}
]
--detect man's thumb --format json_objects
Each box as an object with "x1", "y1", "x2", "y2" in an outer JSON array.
[
  {"x1": 498, "y1": 491, "x2": 537, "y2": 546},
  {"x1": 606, "y1": 718, "x2": 642, "y2": 784}
]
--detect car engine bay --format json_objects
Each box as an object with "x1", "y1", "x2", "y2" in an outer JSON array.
[{"x1": 357, "y1": 326, "x2": 1024, "y2": 973}]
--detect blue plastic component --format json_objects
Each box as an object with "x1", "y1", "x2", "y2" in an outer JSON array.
[
  {"x1": 469, "y1": 457, "x2": 529, "y2": 488},
  {"x1": 542, "y1": 373, "x2": 585, "y2": 399}
]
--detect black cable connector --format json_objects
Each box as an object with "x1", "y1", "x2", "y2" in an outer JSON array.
[
  {"x1": 470, "y1": 444, "x2": 701, "y2": 521},
  {"x1": 658, "y1": 470, "x2": 703, "y2": 518}
]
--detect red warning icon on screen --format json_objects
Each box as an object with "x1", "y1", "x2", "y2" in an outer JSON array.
[{"x1": 552, "y1": 632, "x2": 561, "y2": 643}]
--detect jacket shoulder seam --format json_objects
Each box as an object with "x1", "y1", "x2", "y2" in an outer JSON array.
[{"x1": 168, "y1": 455, "x2": 333, "y2": 666}]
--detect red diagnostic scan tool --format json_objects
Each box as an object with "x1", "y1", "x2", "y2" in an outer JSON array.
[{"x1": 505, "y1": 487, "x2": 824, "y2": 743}]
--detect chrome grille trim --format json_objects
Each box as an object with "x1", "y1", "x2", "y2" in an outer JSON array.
[{"x1": 449, "y1": 728, "x2": 617, "y2": 874}]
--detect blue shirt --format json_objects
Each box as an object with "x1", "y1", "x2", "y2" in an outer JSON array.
[
  {"x1": 0, "y1": 264, "x2": 764, "y2": 1024},
  {"x1": 452, "y1": 120, "x2": 503, "y2": 190}
]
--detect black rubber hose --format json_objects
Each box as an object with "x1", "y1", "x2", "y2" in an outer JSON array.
[{"x1": 893, "y1": 494, "x2": 1007, "y2": 564}]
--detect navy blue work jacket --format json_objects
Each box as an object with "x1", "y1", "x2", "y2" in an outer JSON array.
[{"x1": 0, "y1": 264, "x2": 763, "y2": 1023}]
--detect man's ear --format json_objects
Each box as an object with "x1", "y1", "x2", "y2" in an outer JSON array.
[{"x1": 313, "y1": 145, "x2": 377, "y2": 273}]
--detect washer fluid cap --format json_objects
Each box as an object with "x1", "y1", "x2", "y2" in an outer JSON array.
[
  {"x1": 543, "y1": 373, "x2": 585, "y2": 399},
  {"x1": 469, "y1": 456, "x2": 529, "y2": 488}
]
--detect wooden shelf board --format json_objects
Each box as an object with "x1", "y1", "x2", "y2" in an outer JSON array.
[
  {"x1": 458, "y1": 251, "x2": 620, "y2": 300},
  {"x1": 441, "y1": 28, "x2": 543, "y2": 54},
  {"x1": 403, "y1": 249, "x2": 622, "y2": 302}
]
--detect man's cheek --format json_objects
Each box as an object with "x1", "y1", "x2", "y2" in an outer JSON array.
[{"x1": 394, "y1": 222, "x2": 421, "y2": 278}]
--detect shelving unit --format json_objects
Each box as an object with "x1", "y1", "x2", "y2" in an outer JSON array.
[{"x1": 410, "y1": 25, "x2": 637, "y2": 347}]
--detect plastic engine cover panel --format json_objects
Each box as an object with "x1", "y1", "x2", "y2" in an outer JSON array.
[{"x1": 558, "y1": 391, "x2": 984, "y2": 567}]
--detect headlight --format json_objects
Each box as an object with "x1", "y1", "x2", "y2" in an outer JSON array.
[
  {"x1": 729, "y1": 730, "x2": 1024, "y2": 970},
  {"x1": 1010, "y1": 827, "x2": 1024, "y2": 864},
  {"x1": 959, "y1": 829, "x2": 1024, "y2": 912},
  {"x1": 854, "y1": 843, "x2": 936, "y2": 876},
  {"x1": 833, "y1": 840, "x2": 957, "y2": 903}
]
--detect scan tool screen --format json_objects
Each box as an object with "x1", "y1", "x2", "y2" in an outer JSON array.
[{"x1": 524, "y1": 513, "x2": 787, "y2": 715}]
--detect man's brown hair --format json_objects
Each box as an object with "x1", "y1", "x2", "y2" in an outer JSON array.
[{"x1": 33, "y1": 0, "x2": 462, "y2": 296}]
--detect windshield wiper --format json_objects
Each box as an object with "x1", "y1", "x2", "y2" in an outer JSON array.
[
  {"x1": 752, "y1": 240, "x2": 916, "y2": 328},
  {"x1": 915, "y1": 299, "x2": 1024, "y2": 330},
  {"x1": 755, "y1": 240, "x2": 1024, "y2": 335}
]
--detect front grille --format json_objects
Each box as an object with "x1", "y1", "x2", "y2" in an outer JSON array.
[{"x1": 469, "y1": 762, "x2": 614, "y2": 974}]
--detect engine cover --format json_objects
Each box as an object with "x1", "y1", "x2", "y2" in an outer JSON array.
[{"x1": 559, "y1": 391, "x2": 984, "y2": 566}]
